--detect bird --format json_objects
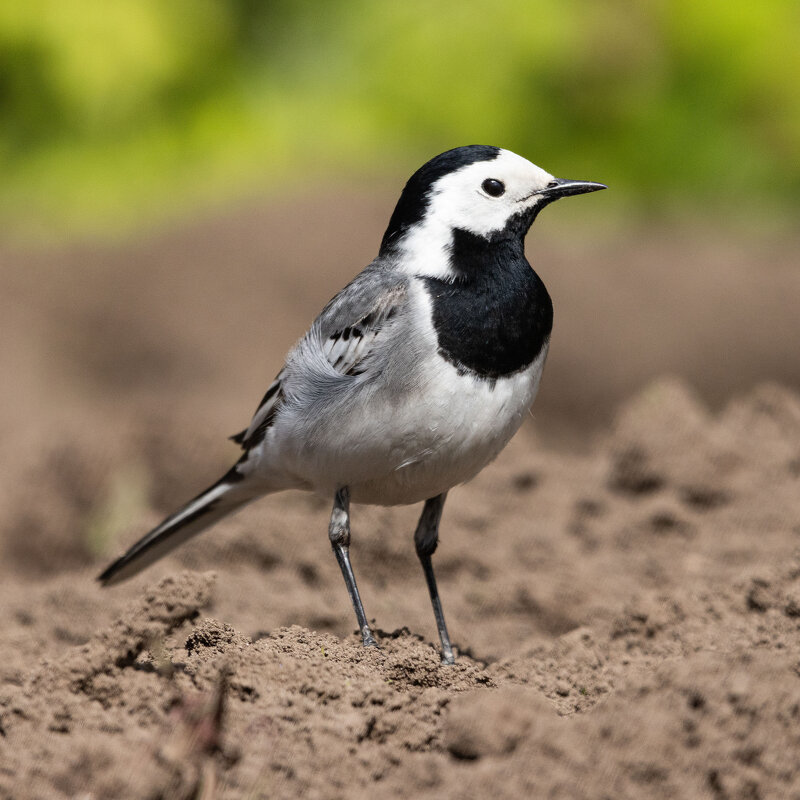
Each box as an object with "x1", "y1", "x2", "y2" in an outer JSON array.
[{"x1": 98, "y1": 145, "x2": 605, "y2": 664}]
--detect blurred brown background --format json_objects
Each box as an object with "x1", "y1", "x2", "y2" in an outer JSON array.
[{"x1": 3, "y1": 201, "x2": 799, "y2": 453}]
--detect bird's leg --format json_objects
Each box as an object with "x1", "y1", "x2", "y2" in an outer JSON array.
[
  {"x1": 414, "y1": 493, "x2": 455, "y2": 665},
  {"x1": 328, "y1": 486, "x2": 377, "y2": 648}
]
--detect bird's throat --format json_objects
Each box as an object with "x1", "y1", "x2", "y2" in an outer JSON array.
[{"x1": 422, "y1": 228, "x2": 553, "y2": 381}]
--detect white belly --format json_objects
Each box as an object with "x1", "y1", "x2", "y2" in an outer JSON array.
[
  {"x1": 265, "y1": 343, "x2": 548, "y2": 506},
  {"x1": 350, "y1": 346, "x2": 547, "y2": 504}
]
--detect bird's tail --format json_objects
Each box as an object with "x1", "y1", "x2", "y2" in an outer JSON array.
[{"x1": 97, "y1": 465, "x2": 261, "y2": 586}]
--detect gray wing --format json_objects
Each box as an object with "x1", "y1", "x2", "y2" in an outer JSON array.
[
  {"x1": 316, "y1": 266, "x2": 408, "y2": 376},
  {"x1": 231, "y1": 264, "x2": 408, "y2": 450}
]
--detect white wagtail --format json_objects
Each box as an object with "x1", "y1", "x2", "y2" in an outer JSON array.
[{"x1": 99, "y1": 145, "x2": 605, "y2": 663}]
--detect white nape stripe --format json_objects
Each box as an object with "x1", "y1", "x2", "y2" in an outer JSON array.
[{"x1": 396, "y1": 213, "x2": 454, "y2": 280}]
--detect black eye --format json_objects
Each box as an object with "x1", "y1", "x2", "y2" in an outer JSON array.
[{"x1": 482, "y1": 178, "x2": 505, "y2": 197}]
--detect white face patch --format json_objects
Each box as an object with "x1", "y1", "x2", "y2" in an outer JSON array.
[{"x1": 396, "y1": 149, "x2": 555, "y2": 279}]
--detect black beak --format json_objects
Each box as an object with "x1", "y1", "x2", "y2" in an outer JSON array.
[{"x1": 540, "y1": 178, "x2": 607, "y2": 199}]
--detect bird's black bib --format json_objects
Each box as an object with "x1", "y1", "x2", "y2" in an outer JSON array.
[{"x1": 423, "y1": 228, "x2": 553, "y2": 381}]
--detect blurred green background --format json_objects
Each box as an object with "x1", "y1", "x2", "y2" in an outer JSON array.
[{"x1": 2, "y1": 0, "x2": 798, "y2": 240}]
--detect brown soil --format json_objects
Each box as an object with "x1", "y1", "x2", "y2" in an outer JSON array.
[{"x1": 1, "y1": 194, "x2": 800, "y2": 799}]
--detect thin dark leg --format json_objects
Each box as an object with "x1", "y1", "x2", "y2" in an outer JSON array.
[
  {"x1": 415, "y1": 493, "x2": 455, "y2": 665},
  {"x1": 329, "y1": 486, "x2": 377, "y2": 648}
]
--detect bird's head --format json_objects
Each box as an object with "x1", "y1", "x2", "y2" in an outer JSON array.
[{"x1": 380, "y1": 145, "x2": 605, "y2": 278}]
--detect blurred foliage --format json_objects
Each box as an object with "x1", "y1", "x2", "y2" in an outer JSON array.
[{"x1": 0, "y1": 0, "x2": 798, "y2": 238}]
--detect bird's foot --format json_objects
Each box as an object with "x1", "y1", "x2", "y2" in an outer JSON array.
[{"x1": 361, "y1": 628, "x2": 378, "y2": 648}]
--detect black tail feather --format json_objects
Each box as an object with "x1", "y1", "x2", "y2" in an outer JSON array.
[{"x1": 98, "y1": 467, "x2": 256, "y2": 586}]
